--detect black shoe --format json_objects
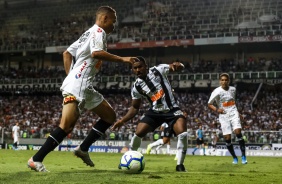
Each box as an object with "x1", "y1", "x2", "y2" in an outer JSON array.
[
  {"x1": 176, "y1": 164, "x2": 186, "y2": 172},
  {"x1": 192, "y1": 152, "x2": 194, "y2": 155},
  {"x1": 204, "y1": 154, "x2": 206, "y2": 156},
  {"x1": 118, "y1": 164, "x2": 121, "y2": 169}
]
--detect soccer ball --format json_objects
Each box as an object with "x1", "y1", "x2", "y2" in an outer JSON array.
[{"x1": 119, "y1": 151, "x2": 145, "y2": 174}]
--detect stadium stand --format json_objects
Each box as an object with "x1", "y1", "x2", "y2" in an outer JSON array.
[{"x1": 0, "y1": 0, "x2": 281, "y2": 50}]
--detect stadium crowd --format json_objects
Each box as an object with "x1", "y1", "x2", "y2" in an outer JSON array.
[
  {"x1": 0, "y1": 56, "x2": 281, "y2": 83},
  {"x1": 1, "y1": 87, "x2": 281, "y2": 144},
  {"x1": 0, "y1": 0, "x2": 281, "y2": 50}
]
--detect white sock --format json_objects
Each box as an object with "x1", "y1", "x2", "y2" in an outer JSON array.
[
  {"x1": 150, "y1": 139, "x2": 164, "y2": 148},
  {"x1": 129, "y1": 133, "x2": 142, "y2": 151},
  {"x1": 167, "y1": 144, "x2": 170, "y2": 154},
  {"x1": 176, "y1": 132, "x2": 188, "y2": 165}
]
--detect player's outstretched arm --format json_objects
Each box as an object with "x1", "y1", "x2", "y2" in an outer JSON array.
[
  {"x1": 111, "y1": 99, "x2": 141, "y2": 131},
  {"x1": 92, "y1": 50, "x2": 137, "y2": 64},
  {"x1": 169, "y1": 61, "x2": 185, "y2": 72}
]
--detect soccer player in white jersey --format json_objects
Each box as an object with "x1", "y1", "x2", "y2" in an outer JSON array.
[
  {"x1": 27, "y1": 6, "x2": 136, "y2": 172},
  {"x1": 12, "y1": 122, "x2": 20, "y2": 150},
  {"x1": 209, "y1": 132, "x2": 218, "y2": 155},
  {"x1": 208, "y1": 73, "x2": 247, "y2": 164},
  {"x1": 146, "y1": 122, "x2": 171, "y2": 155},
  {"x1": 111, "y1": 56, "x2": 188, "y2": 172}
]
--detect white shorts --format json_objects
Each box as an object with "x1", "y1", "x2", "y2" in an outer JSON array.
[
  {"x1": 14, "y1": 136, "x2": 19, "y2": 144},
  {"x1": 62, "y1": 86, "x2": 104, "y2": 111},
  {"x1": 219, "y1": 111, "x2": 242, "y2": 135}
]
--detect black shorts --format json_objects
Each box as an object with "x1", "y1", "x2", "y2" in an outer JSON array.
[
  {"x1": 139, "y1": 108, "x2": 185, "y2": 136},
  {"x1": 161, "y1": 126, "x2": 173, "y2": 138},
  {"x1": 196, "y1": 138, "x2": 204, "y2": 145}
]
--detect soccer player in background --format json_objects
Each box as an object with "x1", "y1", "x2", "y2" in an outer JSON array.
[
  {"x1": 146, "y1": 122, "x2": 172, "y2": 155},
  {"x1": 209, "y1": 131, "x2": 218, "y2": 155},
  {"x1": 12, "y1": 122, "x2": 20, "y2": 150},
  {"x1": 192, "y1": 125, "x2": 206, "y2": 156},
  {"x1": 111, "y1": 56, "x2": 188, "y2": 172},
  {"x1": 27, "y1": 6, "x2": 136, "y2": 172},
  {"x1": 208, "y1": 73, "x2": 247, "y2": 164}
]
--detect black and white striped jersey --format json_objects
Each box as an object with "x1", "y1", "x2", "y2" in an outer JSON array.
[{"x1": 131, "y1": 64, "x2": 179, "y2": 112}]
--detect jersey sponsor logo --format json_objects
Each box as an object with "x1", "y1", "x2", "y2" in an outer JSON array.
[
  {"x1": 174, "y1": 110, "x2": 183, "y2": 116},
  {"x1": 151, "y1": 88, "x2": 164, "y2": 101},
  {"x1": 75, "y1": 61, "x2": 87, "y2": 79}
]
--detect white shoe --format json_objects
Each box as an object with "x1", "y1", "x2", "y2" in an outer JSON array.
[
  {"x1": 27, "y1": 157, "x2": 49, "y2": 172},
  {"x1": 73, "y1": 146, "x2": 94, "y2": 167}
]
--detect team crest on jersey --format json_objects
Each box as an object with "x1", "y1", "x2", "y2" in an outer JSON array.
[
  {"x1": 75, "y1": 73, "x2": 81, "y2": 79},
  {"x1": 97, "y1": 28, "x2": 102, "y2": 33}
]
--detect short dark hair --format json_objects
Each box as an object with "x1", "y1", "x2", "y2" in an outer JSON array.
[
  {"x1": 96, "y1": 6, "x2": 116, "y2": 17},
  {"x1": 136, "y1": 56, "x2": 147, "y2": 66},
  {"x1": 220, "y1": 73, "x2": 230, "y2": 79}
]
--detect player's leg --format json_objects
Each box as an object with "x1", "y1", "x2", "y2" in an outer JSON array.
[
  {"x1": 147, "y1": 138, "x2": 163, "y2": 154},
  {"x1": 224, "y1": 134, "x2": 238, "y2": 164},
  {"x1": 234, "y1": 128, "x2": 247, "y2": 164},
  {"x1": 173, "y1": 117, "x2": 188, "y2": 172},
  {"x1": 202, "y1": 143, "x2": 206, "y2": 156},
  {"x1": 192, "y1": 143, "x2": 199, "y2": 155},
  {"x1": 13, "y1": 137, "x2": 18, "y2": 150},
  {"x1": 79, "y1": 100, "x2": 116, "y2": 151},
  {"x1": 130, "y1": 122, "x2": 152, "y2": 150},
  {"x1": 28, "y1": 101, "x2": 79, "y2": 172},
  {"x1": 164, "y1": 138, "x2": 171, "y2": 154},
  {"x1": 220, "y1": 117, "x2": 238, "y2": 164}
]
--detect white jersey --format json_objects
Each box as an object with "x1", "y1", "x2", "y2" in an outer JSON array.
[
  {"x1": 60, "y1": 24, "x2": 107, "y2": 102},
  {"x1": 131, "y1": 64, "x2": 179, "y2": 112},
  {"x1": 208, "y1": 86, "x2": 241, "y2": 135},
  {"x1": 12, "y1": 125, "x2": 20, "y2": 137},
  {"x1": 208, "y1": 86, "x2": 238, "y2": 113}
]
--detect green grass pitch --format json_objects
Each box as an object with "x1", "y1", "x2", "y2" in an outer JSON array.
[{"x1": 0, "y1": 150, "x2": 281, "y2": 184}]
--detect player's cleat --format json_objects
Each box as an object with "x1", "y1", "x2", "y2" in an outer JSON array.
[
  {"x1": 241, "y1": 156, "x2": 248, "y2": 164},
  {"x1": 176, "y1": 164, "x2": 186, "y2": 172},
  {"x1": 73, "y1": 146, "x2": 94, "y2": 167},
  {"x1": 146, "y1": 144, "x2": 152, "y2": 154},
  {"x1": 232, "y1": 157, "x2": 238, "y2": 164},
  {"x1": 118, "y1": 164, "x2": 121, "y2": 169},
  {"x1": 192, "y1": 151, "x2": 195, "y2": 155},
  {"x1": 27, "y1": 158, "x2": 49, "y2": 172}
]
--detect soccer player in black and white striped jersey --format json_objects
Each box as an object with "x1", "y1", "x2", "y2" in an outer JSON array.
[{"x1": 111, "y1": 56, "x2": 188, "y2": 172}]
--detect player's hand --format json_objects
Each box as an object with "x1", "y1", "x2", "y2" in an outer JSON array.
[
  {"x1": 121, "y1": 57, "x2": 138, "y2": 65},
  {"x1": 217, "y1": 108, "x2": 226, "y2": 114},
  {"x1": 171, "y1": 62, "x2": 185, "y2": 71},
  {"x1": 111, "y1": 119, "x2": 125, "y2": 131}
]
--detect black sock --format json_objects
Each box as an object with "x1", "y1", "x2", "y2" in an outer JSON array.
[
  {"x1": 226, "y1": 140, "x2": 237, "y2": 158},
  {"x1": 33, "y1": 127, "x2": 67, "y2": 162},
  {"x1": 237, "y1": 133, "x2": 246, "y2": 157},
  {"x1": 13, "y1": 142, "x2": 17, "y2": 148},
  {"x1": 80, "y1": 119, "x2": 111, "y2": 151}
]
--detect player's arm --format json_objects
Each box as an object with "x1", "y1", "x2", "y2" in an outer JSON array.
[
  {"x1": 111, "y1": 99, "x2": 141, "y2": 131},
  {"x1": 169, "y1": 61, "x2": 185, "y2": 72},
  {"x1": 208, "y1": 90, "x2": 225, "y2": 114},
  {"x1": 63, "y1": 50, "x2": 73, "y2": 75},
  {"x1": 92, "y1": 50, "x2": 136, "y2": 64}
]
